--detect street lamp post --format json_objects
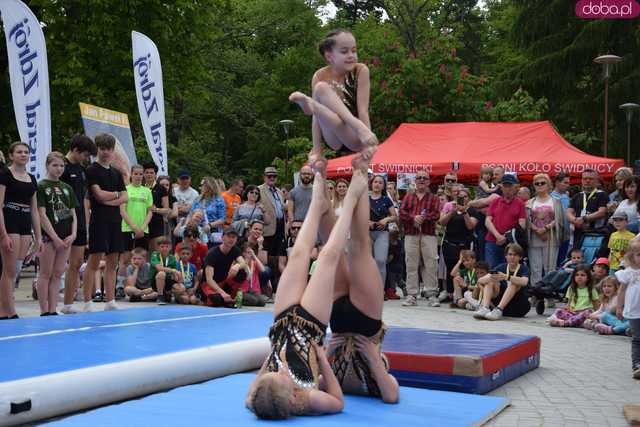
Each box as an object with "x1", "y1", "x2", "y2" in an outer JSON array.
[
  {"x1": 279, "y1": 119, "x2": 294, "y2": 181},
  {"x1": 619, "y1": 103, "x2": 640, "y2": 166},
  {"x1": 594, "y1": 54, "x2": 622, "y2": 157}
]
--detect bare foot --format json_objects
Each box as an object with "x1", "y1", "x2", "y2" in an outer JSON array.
[
  {"x1": 289, "y1": 92, "x2": 315, "y2": 116},
  {"x1": 351, "y1": 153, "x2": 369, "y2": 173},
  {"x1": 347, "y1": 170, "x2": 368, "y2": 199},
  {"x1": 310, "y1": 171, "x2": 329, "y2": 214},
  {"x1": 360, "y1": 145, "x2": 377, "y2": 162},
  {"x1": 311, "y1": 156, "x2": 328, "y2": 179}
]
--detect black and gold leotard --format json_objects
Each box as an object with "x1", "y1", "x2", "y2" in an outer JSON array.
[
  {"x1": 329, "y1": 67, "x2": 359, "y2": 119},
  {"x1": 266, "y1": 305, "x2": 327, "y2": 390}
]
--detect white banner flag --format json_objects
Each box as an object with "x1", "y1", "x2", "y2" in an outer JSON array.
[
  {"x1": 132, "y1": 31, "x2": 167, "y2": 175},
  {"x1": 0, "y1": 0, "x2": 51, "y2": 179}
]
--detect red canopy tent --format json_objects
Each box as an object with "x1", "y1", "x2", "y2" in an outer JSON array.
[{"x1": 326, "y1": 121, "x2": 624, "y2": 183}]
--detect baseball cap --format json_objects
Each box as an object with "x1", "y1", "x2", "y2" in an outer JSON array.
[
  {"x1": 500, "y1": 174, "x2": 519, "y2": 185},
  {"x1": 264, "y1": 166, "x2": 278, "y2": 175},
  {"x1": 594, "y1": 257, "x2": 610, "y2": 266},
  {"x1": 611, "y1": 211, "x2": 628, "y2": 220},
  {"x1": 178, "y1": 170, "x2": 190, "y2": 178}
]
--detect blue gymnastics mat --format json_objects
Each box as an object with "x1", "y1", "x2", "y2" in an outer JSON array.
[
  {"x1": 0, "y1": 306, "x2": 273, "y2": 383},
  {"x1": 47, "y1": 373, "x2": 509, "y2": 427}
]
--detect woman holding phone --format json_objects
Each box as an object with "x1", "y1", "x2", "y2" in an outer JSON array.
[{"x1": 438, "y1": 187, "x2": 480, "y2": 302}]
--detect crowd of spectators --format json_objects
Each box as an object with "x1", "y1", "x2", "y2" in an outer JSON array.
[{"x1": 0, "y1": 133, "x2": 638, "y2": 378}]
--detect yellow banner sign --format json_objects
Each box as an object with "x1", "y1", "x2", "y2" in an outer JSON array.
[{"x1": 79, "y1": 102, "x2": 130, "y2": 128}]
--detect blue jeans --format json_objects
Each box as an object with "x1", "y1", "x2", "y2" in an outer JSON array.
[
  {"x1": 556, "y1": 240, "x2": 570, "y2": 268},
  {"x1": 485, "y1": 241, "x2": 505, "y2": 269},
  {"x1": 601, "y1": 312, "x2": 630, "y2": 334}
]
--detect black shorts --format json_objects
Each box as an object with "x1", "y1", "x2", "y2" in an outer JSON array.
[
  {"x1": 330, "y1": 296, "x2": 382, "y2": 337},
  {"x1": 148, "y1": 215, "x2": 165, "y2": 239},
  {"x1": 89, "y1": 220, "x2": 124, "y2": 254},
  {"x1": 3, "y1": 206, "x2": 32, "y2": 236},
  {"x1": 492, "y1": 282, "x2": 531, "y2": 318},
  {"x1": 122, "y1": 232, "x2": 149, "y2": 251}
]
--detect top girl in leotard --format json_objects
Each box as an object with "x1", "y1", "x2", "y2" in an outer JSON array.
[{"x1": 289, "y1": 29, "x2": 378, "y2": 163}]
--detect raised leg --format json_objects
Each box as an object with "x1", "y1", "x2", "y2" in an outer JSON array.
[
  {"x1": 300, "y1": 170, "x2": 368, "y2": 324},
  {"x1": 273, "y1": 171, "x2": 329, "y2": 317}
]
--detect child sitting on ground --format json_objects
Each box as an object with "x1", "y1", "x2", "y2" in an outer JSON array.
[
  {"x1": 547, "y1": 264, "x2": 600, "y2": 327},
  {"x1": 172, "y1": 243, "x2": 199, "y2": 305},
  {"x1": 460, "y1": 261, "x2": 490, "y2": 311},
  {"x1": 583, "y1": 276, "x2": 618, "y2": 330},
  {"x1": 150, "y1": 236, "x2": 182, "y2": 305},
  {"x1": 232, "y1": 242, "x2": 269, "y2": 307},
  {"x1": 592, "y1": 258, "x2": 610, "y2": 292},
  {"x1": 124, "y1": 248, "x2": 158, "y2": 302},
  {"x1": 450, "y1": 250, "x2": 478, "y2": 308},
  {"x1": 587, "y1": 277, "x2": 629, "y2": 335}
]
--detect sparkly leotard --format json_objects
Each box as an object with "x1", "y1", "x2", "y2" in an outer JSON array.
[
  {"x1": 266, "y1": 305, "x2": 327, "y2": 391},
  {"x1": 329, "y1": 67, "x2": 359, "y2": 119}
]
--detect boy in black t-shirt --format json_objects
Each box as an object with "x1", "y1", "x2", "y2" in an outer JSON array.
[
  {"x1": 60, "y1": 134, "x2": 96, "y2": 314},
  {"x1": 83, "y1": 133, "x2": 128, "y2": 311}
]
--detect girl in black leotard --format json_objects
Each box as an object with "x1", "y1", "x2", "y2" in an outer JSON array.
[
  {"x1": 246, "y1": 159, "x2": 368, "y2": 419},
  {"x1": 289, "y1": 29, "x2": 378, "y2": 163},
  {"x1": 0, "y1": 142, "x2": 43, "y2": 319}
]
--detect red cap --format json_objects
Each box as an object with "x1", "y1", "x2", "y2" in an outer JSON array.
[{"x1": 594, "y1": 257, "x2": 610, "y2": 266}]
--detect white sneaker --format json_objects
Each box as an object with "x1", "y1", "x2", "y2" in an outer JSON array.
[
  {"x1": 463, "y1": 291, "x2": 480, "y2": 310},
  {"x1": 437, "y1": 290, "x2": 449, "y2": 302},
  {"x1": 473, "y1": 306, "x2": 491, "y2": 319},
  {"x1": 82, "y1": 301, "x2": 94, "y2": 312},
  {"x1": 61, "y1": 305, "x2": 79, "y2": 315},
  {"x1": 104, "y1": 300, "x2": 119, "y2": 311},
  {"x1": 402, "y1": 295, "x2": 417, "y2": 306},
  {"x1": 485, "y1": 307, "x2": 503, "y2": 321},
  {"x1": 428, "y1": 296, "x2": 440, "y2": 307}
]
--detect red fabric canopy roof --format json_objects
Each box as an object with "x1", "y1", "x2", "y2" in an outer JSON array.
[{"x1": 326, "y1": 121, "x2": 624, "y2": 182}]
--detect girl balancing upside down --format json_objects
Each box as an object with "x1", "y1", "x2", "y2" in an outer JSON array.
[
  {"x1": 289, "y1": 29, "x2": 378, "y2": 162},
  {"x1": 246, "y1": 158, "x2": 369, "y2": 419}
]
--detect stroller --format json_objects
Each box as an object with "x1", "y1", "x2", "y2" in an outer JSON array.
[{"x1": 529, "y1": 232, "x2": 608, "y2": 315}]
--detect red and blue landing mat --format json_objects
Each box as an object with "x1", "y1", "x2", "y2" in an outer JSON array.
[{"x1": 382, "y1": 328, "x2": 540, "y2": 394}]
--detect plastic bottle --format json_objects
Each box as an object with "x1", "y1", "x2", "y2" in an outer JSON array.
[{"x1": 235, "y1": 290, "x2": 243, "y2": 309}]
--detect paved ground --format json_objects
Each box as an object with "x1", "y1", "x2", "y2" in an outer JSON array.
[{"x1": 11, "y1": 267, "x2": 638, "y2": 426}]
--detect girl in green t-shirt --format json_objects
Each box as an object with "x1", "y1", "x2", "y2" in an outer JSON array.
[
  {"x1": 35, "y1": 152, "x2": 78, "y2": 316},
  {"x1": 547, "y1": 264, "x2": 600, "y2": 327}
]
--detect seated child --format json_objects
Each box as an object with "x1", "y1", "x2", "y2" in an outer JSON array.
[
  {"x1": 460, "y1": 261, "x2": 489, "y2": 311},
  {"x1": 532, "y1": 248, "x2": 583, "y2": 295},
  {"x1": 547, "y1": 264, "x2": 600, "y2": 327},
  {"x1": 172, "y1": 244, "x2": 200, "y2": 305},
  {"x1": 589, "y1": 276, "x2": 630, "y2": 335},
  {"x1": 450, "y1": 250, "x2": 477, "y2": 309},
  {"x1": 124, "y1": 248, "x2": 158, "y2": 302},
  {"x1": 592, "y1": 258, "x2": 610, "y2": 291},
  {"x1": 150, "y1": 236, "x2": 181, "y2": 305}
]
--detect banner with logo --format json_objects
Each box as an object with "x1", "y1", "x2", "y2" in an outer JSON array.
[
  {"x1": 0, "y1": 0, "x2": 51, "y2": 179},
  {"x1": 79, "y1": 102, "x2": 137, "y2": 165},
  {"x1": 132, "y1": 31, "x2": 167, "y2": 175}
]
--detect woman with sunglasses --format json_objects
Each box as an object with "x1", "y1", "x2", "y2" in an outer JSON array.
[
  {"x1": 232, "y1": 185, "x2": 272, "y2": 239},
  {"x1": 525, "y1": 173, "x2": 567, "y2": 287}
]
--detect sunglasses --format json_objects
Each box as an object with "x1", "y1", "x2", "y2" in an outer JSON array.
[
  {"x1": 266, "y1": 174, "x2": 277, "y2": 178},
  {"x1": 533, "y1": 182, "x2": 547, "y2": 186},
  {"x1": 415, "y1": 176, "x2": 429, "y2": 181},
  {"x1": 291, "y1": 226, "x2": 301, "y2": 230},
  {"x1": 445, "y1": 178, "x2": 457, "y2": 183}
]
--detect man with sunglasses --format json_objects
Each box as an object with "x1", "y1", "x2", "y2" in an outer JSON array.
[
  {"x1": 443, "y1": 171, "x2": 458, "y2": 201},
  {"x1": 259, "y1": 166, "x2": 287, "y2": 279},
  {"x1": 399, "y1": 171, "x2": 441, "y2": 307}
]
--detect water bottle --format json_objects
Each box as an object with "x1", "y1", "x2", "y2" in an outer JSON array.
[{"x1": 235, "y1": 290, "x2": 243, "y2": 308}]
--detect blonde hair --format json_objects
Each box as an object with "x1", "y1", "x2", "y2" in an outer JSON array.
[
  {"x1": 200, "y1": 176, "x2": 220, "y2": 199},
  {"x1": 45, "y1": 151, "x2": 65, "y2": 166},
  {"x1": 624, "y1": 240, "x2": 640, "y2": 269},
  {"x1": 599, "y1": 276, "x2": 620, "y2": 305},
  {"x1": 250, "y1": 374, "x2": 293, "y2": 419},
  {"x1": 532, "y1": 173, "x2": 551, "y2": 188},
  {"x1": 480, "y1": 166, "x2": 493, "y2": 182}
]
